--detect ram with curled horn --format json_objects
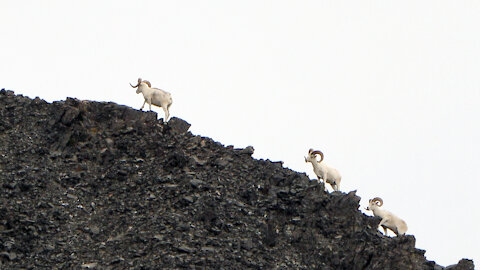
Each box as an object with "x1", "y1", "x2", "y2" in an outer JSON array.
[
  {"x1": 304, "y1": 148, "x2": 341, "y2": 191},
  {"x1": 366, "y1": 197, "x2": 408, "y2": 236},
  {"x1": 370, "y1": 197, "x2": 383, "y2": 206},
  {"x1": 129, "y1": 78, "x2": 173, "y2": 121}
]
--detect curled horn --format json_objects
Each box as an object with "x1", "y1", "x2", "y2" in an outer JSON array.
[
  {"x1": 371, "y1": 197, "x2": 383, "y2": 207},
  {"x1": 130, "y1": 78, "x2": 142, "y2": 88},
  {"x1": 142, "y1": 80, "x2": 152, "y2": 88},
  {"x1": 309, "y1": 149, "x2": 324, "y2": 162}
]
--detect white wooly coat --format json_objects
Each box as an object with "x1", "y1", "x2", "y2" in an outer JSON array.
[
  {"x1": 130, "y1": 78, "x2": 173, "y2": 121},
  {"x1": 304, "y1": 149, "x2": 342, "y2": 191},
  {"x1": 366, "y1": 198, "x2": 408, "y2": 236}
]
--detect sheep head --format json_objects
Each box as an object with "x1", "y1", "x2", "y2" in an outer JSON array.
[
  {"x1": 366, "y1": 197, "x2": 383, "y2": 210},
  {"x1": 130, "y1": 78, "x2": 152, "y2": 93},
  {"x1": 304, "y1": 148, "x2": 324, "y2": 163}
]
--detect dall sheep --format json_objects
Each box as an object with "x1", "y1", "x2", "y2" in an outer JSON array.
[
  {"x1": 130, "y1": 78, "x2": 173, "y2": 121},
  {"x1": 366, "y1": 197, "x2": 408, "y2": 236},
  {"x1": 304, "y1": 149, "x2": 342, "y2": 191}
]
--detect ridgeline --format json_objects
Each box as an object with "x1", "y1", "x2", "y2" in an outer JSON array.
[{"x1": 0, "y1": 90, "x2": 474, "y2": 269}]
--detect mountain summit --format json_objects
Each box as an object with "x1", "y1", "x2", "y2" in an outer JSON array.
[{"x1": 0, "y1": 90, "x2": 474, "y2": 269}]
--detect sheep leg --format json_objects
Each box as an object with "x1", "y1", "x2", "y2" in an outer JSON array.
[
  {"x1": 332, "y1": 182, "x2": 338, "y2": 191},
  {"x1": 148, "y1": 99, "x2": 152, "y2": 111},
  {"x1": 162, "y1": 106, "x2": 169, "y2": 121},
  {"x1": 330, "y1": 180, "x2": 339, "y2": 191},
  {"x1": 322, "y1": 173, "x2": 328, "y2": 191},
  {"x1": 382, "y1": 225, "x2": 389, "y2": 236},
  {"x1": 161, "y1": 102, "x2": 170, "y2": 121},
  {"x1": 140, "y1": 100, "x2": 146, "y2": 110},
  {"x1": 317, "y1": 176, "x2": 326, "y2": 190},
  {"x1": 378, "y1": 218, "x2": 389, "y2": 235}
]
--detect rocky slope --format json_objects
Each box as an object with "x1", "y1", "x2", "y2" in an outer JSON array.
[{"x1": 0, "y1": 89, "x2": 474, "y2": 269}]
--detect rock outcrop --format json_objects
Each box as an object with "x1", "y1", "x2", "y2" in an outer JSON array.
[{"x1": 0, "y1": 89, "x2": 474, "y2": 269}]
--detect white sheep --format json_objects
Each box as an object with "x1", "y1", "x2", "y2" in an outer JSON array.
[
  {"x1": 304, "y1": 148, "x2": 342, "y2": 191},
  {"x1": 366, "y1": 197, "x2": 408, "y2": 236},
  {"x1": 130, "y1": 78, "x2": 173, "y2": 121}
]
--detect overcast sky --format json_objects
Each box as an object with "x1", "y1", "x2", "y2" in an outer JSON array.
[{"x1": 1, "y1": 1, "x2": 479, "y2": 266}]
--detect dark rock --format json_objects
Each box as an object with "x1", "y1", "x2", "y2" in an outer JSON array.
[
  {"x1": 167, "y1": 117, "x2": 191, "y2": 134},
  {"x1": 61, "y1": 106, "x2": 80, "y2": 125},
  {"x1": 88, "y1": 225, "x2": 100, "y2": 235},
  {"x1": 0, "y1": 92, "x2": 473, "y2": 269},
  {"x1": 201, "y1": 246, "x2": 216, "y2": 252},
  {"x1": 214, "y1": 158, "x2": 229, "y2": 168},
  {"x1": 189, "y1": 179, "x2": 205, "y2": 188},
  {"x1": 446, "y1": 259, "x2": 475, "y2": 270},
  {"x1": 0, "y1": 252, "x2": 17, "y2": 261},
  {"x1": 182, "y1": 196, "x2": 194, "y2": 204},
  {"x1": 235, "y1": 145, "x2": 255, "y2": 155},
  {"x1": 81, "y1": 262, "x2": 98, "y2": 269},
  {"x1": 177, "y1": 245, "x2": 194, "y2": 253},
  {"x1": 241, "y1": 239, "x2": 254, "y2": 250}
]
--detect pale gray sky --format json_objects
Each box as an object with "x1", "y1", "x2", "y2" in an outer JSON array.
[{"x1": 1, "y1": 1, "x2": 479, "y2": 266}]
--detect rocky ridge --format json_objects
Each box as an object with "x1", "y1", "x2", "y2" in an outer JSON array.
[{"x1": 0, "y1": 89, "x2": 475, "y2": 269}]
